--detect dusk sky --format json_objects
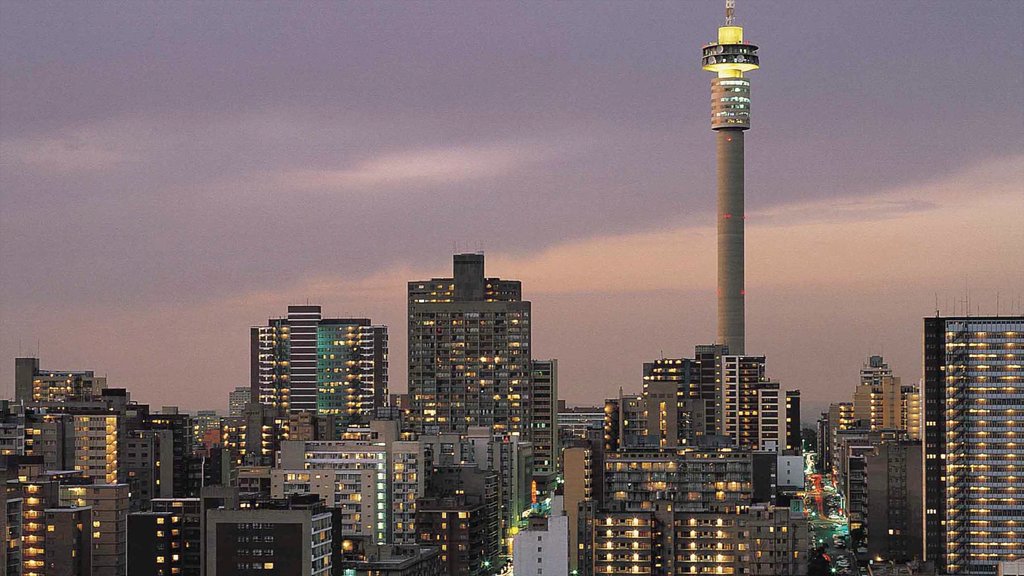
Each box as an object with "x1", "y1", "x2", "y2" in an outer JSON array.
[{"x1": 1, "y1": 1, "x2": 1021, "y2": 417}]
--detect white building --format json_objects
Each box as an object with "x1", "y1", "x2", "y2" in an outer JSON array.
[
  {"x1": 777, "y1": 454, "x2": 804, "y2": 489},
  {"x1": 512, "y1": 495, "x2": 569, "y2": 576}
]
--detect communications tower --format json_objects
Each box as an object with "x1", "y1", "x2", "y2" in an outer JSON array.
[{"x1": 702, "y1": 0, "x2": 759, "y2": 355}]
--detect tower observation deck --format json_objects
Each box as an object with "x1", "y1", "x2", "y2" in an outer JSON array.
[{"x1": 702, "y1": 0, "x2": 759, "y2": 355}]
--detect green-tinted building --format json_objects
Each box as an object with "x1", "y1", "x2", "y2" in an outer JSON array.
[{"x1": 251, "y1": 306, "x2": 388, "y2": 421}]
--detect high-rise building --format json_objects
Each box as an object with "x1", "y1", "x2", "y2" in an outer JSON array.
[
  {"x1": 866, "y1": 439, "x2": 924, "y2": 563},
  {"x1": 15, "y1": 357, "x2": 107, "y2": 404},
  {"x1": 251, "y1": 305, "x2": 388, "y2": 418},
  {"x1": 408, "y1": 253, "x2": 532, "y2": 436},
  {"x1": 512, "y1": 496, "x2": 569, "y2": 576},
  {"x1": 1, "y1": 468, "x2": 23, "y2": 576},
  {"x1": 529, "y1": 359, "x2": 559, "y2": 490},
  {"x1": 42, "y1": 506, "x2": 93, "y2": 576},
  {"x1": 860, "y1": 354, "x2": 894, "y2": 387},
  {"x1": 702, "y1": 0, "x2": 760, "y2": 355},
  {"x1": 642, "y1": 357, "x2": 701, "y2": 446},
  {"x1": 127, "y1": 511, "x2": 184, "y2": 576},
  {"x1": 59, "y1": 484, "x2": 129, "y2": 576},
  {"x1": 717, "y1": 355, "x2": 782, "y2": 450},
  {"x1": 785, "y1": 389, "x2": 801, "y2": 451},
  {"x1": 415, "y1": 494, "x2": 499, "y2": 576},
  {"x1": 924, "y1": 316, "x2": 1024, "y2": 575},
  {"x1": 205, "y1": 494, "x2": 333, "y2": 576},
  {"x1": 124, "y1": 498, "x2": 203, "y2": 576},
  {"x1": 562, "y1": 445, "x2": 595, "y2": 574},
  {"x1": 227, "y1": 387, "x2": 249, "y2": 417}
]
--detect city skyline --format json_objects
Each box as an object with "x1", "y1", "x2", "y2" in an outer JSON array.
[{"x1": 2, "y1": 1, "x2": 1023, "y2": 416}]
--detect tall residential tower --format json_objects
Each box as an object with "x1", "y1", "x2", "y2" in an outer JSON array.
[
  {"x1": 250, "y1": 305, "x2": 388, "y2": 419},
  {"x1": 702, "y1": 0, "x2": 759, "y2": 355}
]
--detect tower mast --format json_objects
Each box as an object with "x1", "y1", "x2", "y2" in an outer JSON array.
[{"x1": 702, "y1": 0, "x2": 760, "y2": 355}]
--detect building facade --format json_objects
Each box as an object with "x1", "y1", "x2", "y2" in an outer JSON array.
[
  {"x1": 251, "y1": 305, "x2": 388, "y2": 419},
  {"x1": 924, "y1": 316, "x2": 1024, "y2": 575},
  {"x1": 408, "y1": 253, "x2": 531, "y2": 436}
]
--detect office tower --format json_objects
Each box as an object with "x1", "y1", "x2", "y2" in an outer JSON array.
[
  {"x1": 15, "y1": 357, "x2": 107, "y2": 404},
  {"x1": 785, "y1": 389, "x2": 801, "y2": 451},
  {"x1": 924, "y1": 316, "x2": 1024, "y2": 575},
  {"x1": 205, "y1": 494, "x2": 333, "y2": 576},
  {"x1": 702, "y1": 0, "x2": 760, "y2": 355},
  {"x1": 512, "y1": 496, "x2": 569, "y2": 576},
  {"x1": 408, "y1": 253, "x2": 531, "y2": 435},
  {"x1": 251, "y1": 305, "x2": 388, "y2": 418},
  {"x1": 227, "y1": 387, "x2": 249, "y2": 417},
  {"x1": 59, "y1": 484, "x2": 129, "y2": 576},
  {"x1": 866, "y1": 440, "x2": 924, "y2": 563},
  {"x1": 530, "y1": 360, "x2": 559, "y2": 490}
]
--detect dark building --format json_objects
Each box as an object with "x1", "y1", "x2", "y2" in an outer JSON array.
[
  {"x1": 529, "y1": 359, "x2": 559, "y2": 490},
  {"x1": 336, "y1": 542, "x2": 444, "y2": 576},
  {"x1": 127, "y1": 512, "x2": 180, "y2": 576},
  {"x1": 408, "y1": 253, "x2": 532, "y2": 436},
  {"x1": 866, "y1": 440, "x2": 924, "y2": 563},
  {"x1": 416, "y1": 495, "x2": 496, "y2": 576},
  {"x1": 43, "y1": 506, "x2": 93, "y2": 576},
  {"x1": 205, "y1": 494, "x2": 332, "y2": 576},
  {"x1": 785, "y1": 389, "x2": 801, "y2": 452},
  {"x1": 128, "y1": 498, "x2": 202, "y2": 576}
]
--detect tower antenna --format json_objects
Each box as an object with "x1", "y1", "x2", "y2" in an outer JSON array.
[{"x1": 725, "y1": 0, "x2": 736, "y2": 26}]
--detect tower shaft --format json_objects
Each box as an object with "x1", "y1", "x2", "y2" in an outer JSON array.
[
  {"x1": 716, "y1": 130, "x2": 745, "y2": 354},
  {"x1": 702, "y1": 8, "x2": 758, "y2": 356}
]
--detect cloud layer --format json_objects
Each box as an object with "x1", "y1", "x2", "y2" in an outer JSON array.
[{"x1": 1, "y1": 1, "x2": 1022, "y2": 416}]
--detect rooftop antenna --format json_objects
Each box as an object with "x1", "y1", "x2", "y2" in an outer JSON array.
[{"x1": 725, "y1": 0, "x2": 736, "y2": 25}]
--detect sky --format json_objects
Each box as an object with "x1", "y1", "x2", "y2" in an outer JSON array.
[{"x1": 1, "y1": 1, "x2": 1022, "y2": 418}]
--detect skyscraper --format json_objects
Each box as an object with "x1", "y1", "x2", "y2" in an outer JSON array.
[
  {"x1": 923, "y1": 316, "x2": 1024, "y2": 575},
  {"x1": 702, "y1": 0, "x2": 759, "y2": 355},
  {"x1": 250, "y1": 305, "x2": 388, "y2": 419},
  {"x1": 407, "y1": 253, "x2": 532, "y2": 435}
]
